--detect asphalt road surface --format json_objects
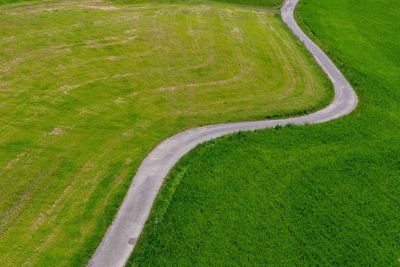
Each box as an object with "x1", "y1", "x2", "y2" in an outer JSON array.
[{"x1": 88, "y1": 0, "x2": 358, "y2": 266}]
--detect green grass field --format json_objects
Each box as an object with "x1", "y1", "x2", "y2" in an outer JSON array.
[
  {"x1": 0, "y1": 0, "x2": 334, "y2": 265},
  {"x1": 129, "y1": 0, "x2": 400, "y2": 265}
]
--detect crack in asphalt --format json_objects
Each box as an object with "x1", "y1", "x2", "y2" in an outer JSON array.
[{"x1": 88, "y1": 0, "x2": 358, "y2": 266}]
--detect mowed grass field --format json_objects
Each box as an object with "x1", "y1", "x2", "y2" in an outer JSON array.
[
  {"x1": 129, "y1": 0, "x2": 400, "y2": 266},
  {"x1": 0, "y1": 0, "x2": 334, "y2": 265}
]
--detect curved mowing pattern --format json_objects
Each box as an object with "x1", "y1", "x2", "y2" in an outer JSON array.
[
  {"x1": 89, "y1": 0, "x2": 358, "y2": 266},
  {"x1": 0, "y1": 2, "x2": 332, "y2": 265}
]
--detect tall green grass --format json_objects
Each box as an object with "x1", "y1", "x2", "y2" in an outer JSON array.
[{"x1": 129, "y1": 0, "x2": 400, "y2": 265}]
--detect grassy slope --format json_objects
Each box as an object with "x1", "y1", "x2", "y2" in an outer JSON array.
[
  {"x1": 0, "y1": 0, "x2": 334, "y2": 266},
  {"x1": 129, "y1": 0, "x2": 400, "y2": 265}
]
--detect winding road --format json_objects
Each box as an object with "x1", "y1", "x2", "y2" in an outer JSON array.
[{"x1": 88, "y1": 0, "x2": 358, "y2": 266}]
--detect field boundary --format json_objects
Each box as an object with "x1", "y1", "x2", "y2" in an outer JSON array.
[{"x1": 88, "y1": 0, "x2": 358, "y2": 266}]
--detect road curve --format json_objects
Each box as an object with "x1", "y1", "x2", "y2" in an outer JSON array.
[{"x1": 88, "y1": 0, "x2": 358, "y2": 266}]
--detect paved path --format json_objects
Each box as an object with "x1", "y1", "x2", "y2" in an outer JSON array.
[{"x1": 88, "y1": 0, "x2": 358, "y2": 266}]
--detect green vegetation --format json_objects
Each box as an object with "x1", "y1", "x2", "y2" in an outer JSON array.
[
  {"x1": 0, "y1": 0, "x2": 334, "y2": 265},
  {"x1": 129, "y1": 0, "x2": 400, "y2": 265},
  {"x1": 0, "y1": 0, "x2": 31, "y2": 4},
  {"x1": 112, "y1": 0, "x2": 281, "y2": 8},
  {"x1": 0, "y1": 0, "x2": 281, "y2": 7}
]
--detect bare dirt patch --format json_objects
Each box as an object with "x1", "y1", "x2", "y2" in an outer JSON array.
[{"x1": 49, "y1": 128, "x2": 64, "y2": 136}]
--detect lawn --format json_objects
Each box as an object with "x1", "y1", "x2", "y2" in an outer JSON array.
[
  {"x1": 0, "y1": 0, "x2": 333, "y2": 265},
  {"x1": 129, "y1": 0, "x2": 400, "y2": 265}
]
